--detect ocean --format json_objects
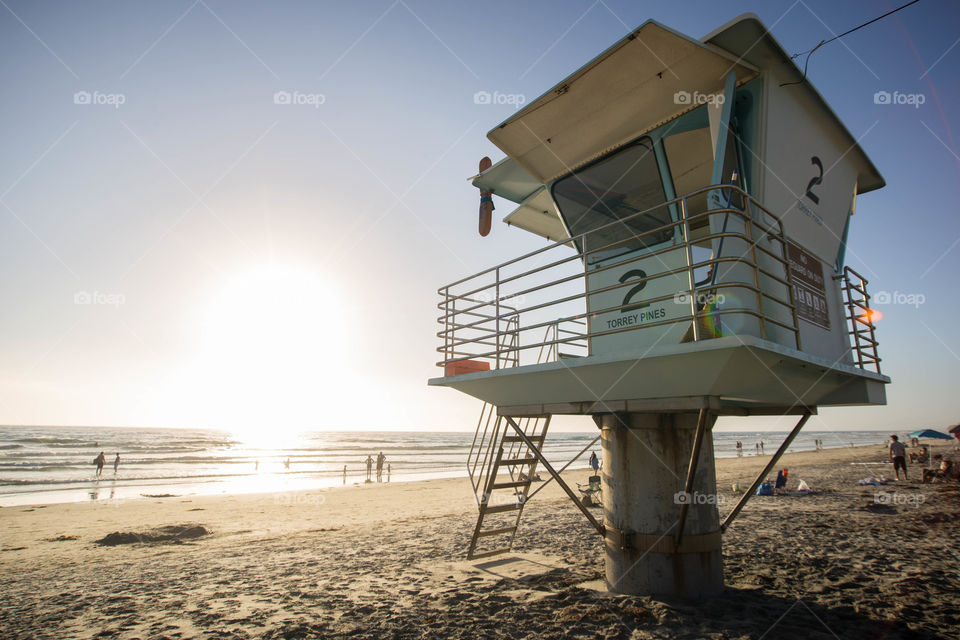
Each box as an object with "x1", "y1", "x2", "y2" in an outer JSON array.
[{"x1": 0, "y1": 425, "x2": 894, "y2": 506}]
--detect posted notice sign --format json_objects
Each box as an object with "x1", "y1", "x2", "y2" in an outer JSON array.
[{"x1": 786, "y1": 241, "x2": 830, "y2": 330}]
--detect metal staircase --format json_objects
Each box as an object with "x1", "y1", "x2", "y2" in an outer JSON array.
[
  {"x1": 464, "y1": 320, "x2": 584, "y2": 559},
  {"x1": 466, "y1": 412, "x2": 551, "y2": 559}
]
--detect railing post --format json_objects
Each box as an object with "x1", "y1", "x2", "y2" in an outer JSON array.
[
  {"x1": 447, "y1": 288, "x2": 454, "y2": 366},
  {"x1": 495, "y1": 268, "x2": 501, "y2": 369},
  {"x1": 782, "y1": 235, "x2": 802, "y2": 351},
  {"x1": 444, "y1": 286, "x2": 451, "y2": 366},
  {"x1": 679, "y1": 197, "x2": 699, "y2": 341},
  {"x1": 745, "y1": 212, "x2": 765, "y2": 340},
  {"x1": 865, "y1": 281, "x2": 881, "y2": 374}
]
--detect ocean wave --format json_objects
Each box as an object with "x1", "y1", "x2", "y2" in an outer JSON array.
[{"x1": 13, "y1": 437, "x2": 97, "y2": 446}]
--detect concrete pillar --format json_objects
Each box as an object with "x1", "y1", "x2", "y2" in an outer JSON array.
[{"x1": 600, "y1": 412, "x2": 723, "y2": 598}]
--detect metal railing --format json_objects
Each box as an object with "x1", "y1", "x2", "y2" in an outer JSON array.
[
  {"x1": 438, "y1": 184, "x2": 803, "y2": 371},
  {"x1": 442, "y1": 296, "x2": 520, "y2": 370},
  {"x1": 839, "y1": 266, "x2": 882, "y2": 374}
]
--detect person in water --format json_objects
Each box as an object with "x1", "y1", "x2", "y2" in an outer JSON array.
[
  {"x1": 94, "y1": 451, "x2": 106, "y2": 477},
  {"x1": 113, "y1": 453, "x2": 120, "y2": 474},
  {"x1": 365, "y1": 455, "x2": 373, "y2": 482}
]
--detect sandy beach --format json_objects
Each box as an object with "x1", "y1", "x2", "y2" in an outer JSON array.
[{"x1": 2, "y1": 441, "x2": 957, "y2": 639}]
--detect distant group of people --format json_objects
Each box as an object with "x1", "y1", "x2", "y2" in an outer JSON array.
[
  {"x1": 93, "y1": 451, "x2": 120, "y2": 477},
  {"x1": 92, "y1": 446, "x2": 406, "y2": 488},
  {"x1": 733, "y1": 441, "x2": 764, "y2": 457},
  {"x1": 364, "y1": 452, "x2": 390, "y2": 483},
  {"x1": 243, "y1": 454, "x2": 394, "y2": 485}
]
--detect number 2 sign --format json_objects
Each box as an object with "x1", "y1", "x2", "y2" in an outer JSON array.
[{"x1": 805, "y1": 156, "x2": 823, "y2": 205}]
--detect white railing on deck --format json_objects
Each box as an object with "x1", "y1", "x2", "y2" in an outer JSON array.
[
  {"x1": 438, "y1": 185, "x2": 805, "y2": 370},
  {"x1": 839, "y1": 266, "x2": 882, "y2": 374}
]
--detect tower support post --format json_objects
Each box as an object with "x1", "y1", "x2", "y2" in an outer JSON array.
[{"x1": 601, "y1": 411, "x2": 723, "y2": 598}]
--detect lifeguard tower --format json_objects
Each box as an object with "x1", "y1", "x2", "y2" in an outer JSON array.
[{"x1": 430, "y1": 14, "x2": 889, "y2": 598}]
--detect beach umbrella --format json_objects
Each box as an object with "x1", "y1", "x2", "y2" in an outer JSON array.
[
  {"x1": 907, "y1": 429, "x2": 954, "y2": 440},
  {"x1": 948, "y1": 425, "x2": 960, "y2": 434}
]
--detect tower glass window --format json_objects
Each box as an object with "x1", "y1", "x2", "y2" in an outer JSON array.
[{"x1": 552, "y1": 138, "x2": 671, "y2": 263}]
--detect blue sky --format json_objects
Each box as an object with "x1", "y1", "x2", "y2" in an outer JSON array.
[{"x1": 0, "y1": 0, "x2": 958, "y2": 433}]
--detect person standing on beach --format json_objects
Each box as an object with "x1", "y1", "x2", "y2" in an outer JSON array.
[
  {"x1": 342, "y1": 465, "x2": 347, "y2": 485},
  {"x1": 760, "y1": 441, "x2": 765, "y2": 454},
  {"x1": 113, "y1": 453, "x2": 120, "y2": 475},
  {"x1": 889, "y1": 435, "x2": 908, "y2": 480},
  {"x1": 365, "y1": 455, "x2": 373, "y2": 482},
  {"x1": 94, "y1": 451, "x2": 105, "y2": 477},
  {"x1": 736, "y1": 441, "x2": 742, "y2": 457},
  {"x1": 387, "y1": 463, "x2": 391, "y2": 482},
  {"x1": 589, "y1": 452, "x2": 599, "y2": 472},
  {"x1": 755, "y1": 442, "x2": 759, "y2": 455},
  {"x1": 376, "y1": 452, "x2": 385, "y2": 482}
]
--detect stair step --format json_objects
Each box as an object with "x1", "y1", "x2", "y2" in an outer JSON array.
[
  {"x1": 502, "y1": 435, "x2": 544, "y2": 444},
  {"x1": 490, "y1": 480, "x2": 529, "y2": 490},
  {"x1": 501, "y1": 457, "x2": 537, "y2": 465},
  {"x1": 483, "y1": 503, "x2": 522, "y2": 514},
  {"x1": 468, "y1": 548, "x2": 510, "y2": 560},
  {"x1": 476, "y1": 526, "x2": 517, "y2": 538}
]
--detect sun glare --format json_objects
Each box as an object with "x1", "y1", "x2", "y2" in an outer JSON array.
[{"x1": 183, "y1": 263, "x2": 350, "y2": 440}]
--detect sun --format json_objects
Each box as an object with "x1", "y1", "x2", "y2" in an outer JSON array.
[{"x1": 183, "y1": 262, "x2": 350, "y2": 440}]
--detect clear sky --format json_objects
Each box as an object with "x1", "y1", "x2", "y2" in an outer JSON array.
[{"x1": 0, "y1": 0, "x2": 958, "y2": 434}]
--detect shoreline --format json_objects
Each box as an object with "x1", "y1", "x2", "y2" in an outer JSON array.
[{"x1": 0, "y1": 432, "x2": 913, "y2": 508}]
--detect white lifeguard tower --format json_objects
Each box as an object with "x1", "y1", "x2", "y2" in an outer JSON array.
[{"x1": 430, "y1": 14, "x2": 889, "y2": 598}]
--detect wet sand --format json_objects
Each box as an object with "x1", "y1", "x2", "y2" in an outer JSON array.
[{"x1": 2, "y1": 441, "x2": 957, "y2": 639}]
